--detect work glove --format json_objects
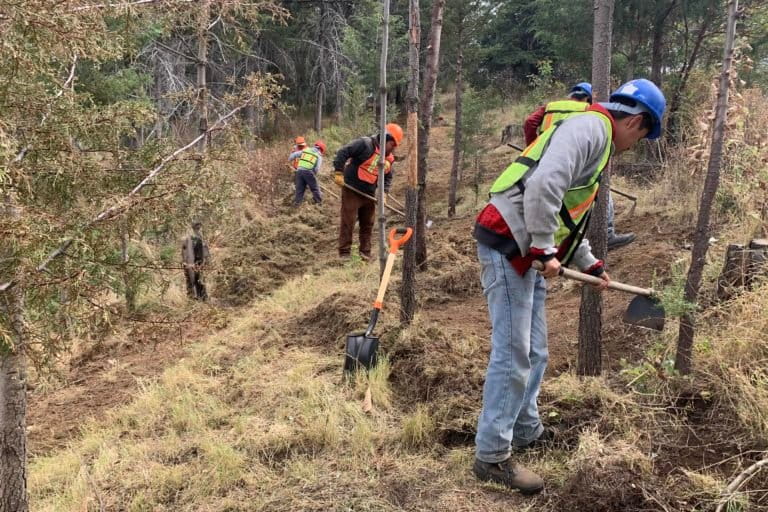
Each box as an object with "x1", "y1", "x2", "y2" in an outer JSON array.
[{"x1": 334, "y1": 171, "x2": 344, "y2": 188}]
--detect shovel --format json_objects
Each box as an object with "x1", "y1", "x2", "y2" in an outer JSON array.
[
  {"x1": 344, "y1": 227, "x2": 413, "y2": 375},
  {"x1": 531, "y1": 261, "x2": 665, "y2": 331}
]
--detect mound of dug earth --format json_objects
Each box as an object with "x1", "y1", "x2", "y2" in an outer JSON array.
[
  {"x1": 288, "y1": 291, "x2": 372, "y2": 348},
  {"x1": 554, "y1": 432, "x2": 656, "y2": 512},
  {"x1": 386, "y1": 319, "x2": 488, "y2": 444},
  {"x1": 213, "y1": 209, "x2": 331, "y2": 305}
]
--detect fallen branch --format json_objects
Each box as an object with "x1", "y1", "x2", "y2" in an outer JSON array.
[
  {"x1": 715, "y1": 456, "x2": 768, "y2": 512},
  {"x1": 1, "y1": 103, "x2": 248, "y2": 293}
]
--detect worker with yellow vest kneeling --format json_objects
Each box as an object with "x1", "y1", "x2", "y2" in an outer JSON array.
[
  {"x1": 332, "y1": 123, "x2": 403, "y2": 261},
  {"x1": 288, "y1": 140, "x2": 326, "y2": 206},
  {"x1": 471, "y1": 79, "x2": 666, "y2": 495}
]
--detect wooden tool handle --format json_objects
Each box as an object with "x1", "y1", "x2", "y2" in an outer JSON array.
[
  {"x1": 531, "y1": 260, "x2": 654, "y2": 297},
  {"x1": 373, "y1": 228, "x2": 412, "y2": 309},
  {"x1": 343, "y1": 184, "x2": 405, "y2": 216},
  {"x1": 374, "y1": 253, "x2": 397, "y2": 309}
]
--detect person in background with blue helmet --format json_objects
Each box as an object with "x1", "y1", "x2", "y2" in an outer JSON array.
[
  {"x1": 523, "y1": 81, "x2": 638, "y2": 251},
  {"x1": 472, "y1": 78, "x2": 665, "y2": 495},
  {"x1": 523, "y1": 82, "x2": 593, "y2": 145}
]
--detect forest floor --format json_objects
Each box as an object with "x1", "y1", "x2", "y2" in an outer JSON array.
[{"x1": 27, "y1": 98, "x2": 768, "y2": 511}]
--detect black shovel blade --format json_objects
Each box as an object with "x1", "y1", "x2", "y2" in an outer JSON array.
[
  {"x1": 343, "y1": 332, "x2": 379, "y2": 374},
  {"x1": 623, "y1": 296, "x2": 665, "y2": 331}
]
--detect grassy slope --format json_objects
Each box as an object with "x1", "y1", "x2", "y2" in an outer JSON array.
[{"x1": 28, "y1": 94, "x2": 768, "y2": 511}]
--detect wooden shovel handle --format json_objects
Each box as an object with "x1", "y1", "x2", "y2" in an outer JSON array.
[
  {"x1": 531, "y1": 260, "x2": 655, "y2": 297},
  {"x1": 373, "y1": 228, "x2": 412, "y2": 309}
]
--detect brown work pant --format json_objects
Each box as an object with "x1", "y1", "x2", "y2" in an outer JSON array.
[{"x1": 339, "y1": 186, "x2": 375, "y2": 257}]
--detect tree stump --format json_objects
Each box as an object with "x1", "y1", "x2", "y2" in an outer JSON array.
[
  {"x1": 717, "y1": 239, "x2": 768, "y2": 300},
  {"x1": 500, "y1": 123, "x2": 522, "y2": 146},
  {"x1": 747, "y1": 238, "x2": 768, "y2": 288},
  {"x1": 182, "y1": 223, "x2": 209, "y2": 301}
]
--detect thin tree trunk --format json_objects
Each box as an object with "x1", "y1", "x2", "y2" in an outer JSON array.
[
  {"x1": 667, "y1": 1, "x2": 715, "y2": 142},
  {"x1": 415, "y1": 0, "x2": 445, "y2": 268},
  {"x1": 651, "y1": 0, "x2": 677, "y2": 85},
  {"x1": 0, "y1": 196, "x2": 28, "y2": 512},
  {"x1": 448, "y1": 15, "x2": 464, "y2": 218},
  {"x1": 121, "y1": 230, "x2": 136, "y2": 313},
  {"x1": 401, "y1": 0, "x2": 420, "y2": 324},
  {"x1": 197, "y1": 0, "x2": 210, "y2": 151},
  {"x1": 676, "y1": 0, "x2": 739, "y2": 375},
  {"x1": 377, "y1": 0, "x2": 391, "y2": 275},
  {"x1": 577, "y1": 0, "x2": 614, "y2": 377},
  {"x1": 315, "y1": 82, "x2": 325, "y2": 133}
]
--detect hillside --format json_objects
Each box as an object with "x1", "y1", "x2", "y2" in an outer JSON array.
[{"x1": 27, "y1": 98, "x2": 768, "y2": 512}]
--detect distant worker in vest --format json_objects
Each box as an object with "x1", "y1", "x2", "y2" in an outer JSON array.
[
  {"x1": 288, "y1": 140, "x2": 326, "y2": 206},
  {"x1": 524, "y1": 82, "x2": 636, "y2": 251},
  {"x1": 471, "y1": 79, "x2": 666, "y2": 495},
  {"x1": 333, "y1": 123, "x2": 404, "y2": 261},
  {"x1": 290, "y1": 136, "x2": 308, "y2": 170}
]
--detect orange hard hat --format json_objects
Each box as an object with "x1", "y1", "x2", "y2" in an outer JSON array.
[
  {"x1": 295, "y1": 136, "x2": 306, "y2": 146},
  {"x1": 314, "y1": 140, "x2": 327, "y2": 155},
  {"x1": 385, "y1": 123, "x2": 404, "y2": 146}
]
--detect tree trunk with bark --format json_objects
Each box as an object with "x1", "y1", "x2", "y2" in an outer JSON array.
[
  {"x1": 577, "y1": 0, "x2": 614, "y2": 377},
  {"x1": 414, "y1": 0, "x2": 445, "y2": 269},
  {"x1": 447, "y1": 10, "x2": 464, "y2": 218},
  {"x1": 0, "y1": 196, "x2": 28, "y2": 512},
  {"x1": 196, "y1": 0, "x2": 210, "y2": 152},
  {"x1": 315, "y1": 82, "x2": 325, "y2": 133},
  {"x1": 401, "y1": 0, "x2": 420, "y2": 324},
  {"x1": 676, "y1": 0, "x2": 739, "y2": 375},
  {"x1": 377, "y1": 0, "x2": 391, "y2": 275}
]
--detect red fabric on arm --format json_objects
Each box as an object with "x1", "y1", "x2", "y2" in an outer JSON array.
[{"x1": 523, "y1": 106, "x2": 546, "y2": 146}]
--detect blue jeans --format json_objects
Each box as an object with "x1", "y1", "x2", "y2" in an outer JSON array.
[
  {"x1": 475, "y1": 243, "x2": 548, "y2": 463},
  {"x1": 294, "y1": 169, "x2": 322, "y2": 205}
]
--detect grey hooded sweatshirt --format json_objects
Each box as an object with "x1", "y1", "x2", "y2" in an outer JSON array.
[{"x1": 488, "y1": 111, "x2": 613, "y2": 271}]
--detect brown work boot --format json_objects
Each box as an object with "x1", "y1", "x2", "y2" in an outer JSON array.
[{"x1": 472, "y1": 457, "x2": 544, "y2": 495}]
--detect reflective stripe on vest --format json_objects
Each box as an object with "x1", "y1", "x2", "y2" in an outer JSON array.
[
  {"x1": 357, "y1": 145, "x2": 394, "y2": 185},
  {"x1": 489, "y1": 110, "x2": 613, "y2": 264},
  {"x1": 537, "y1": 100, "x2": 589, "y2": 135},
  {"x1": 297, "y1": 148, "x2": 320, "y2": 171}
]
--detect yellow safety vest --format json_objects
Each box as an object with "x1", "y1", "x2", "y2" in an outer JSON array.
[{"x1": 491, "y1": 108, "x2": 613, "y2": 263}]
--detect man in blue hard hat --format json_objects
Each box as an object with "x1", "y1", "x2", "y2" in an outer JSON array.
[{"x1": 472, "y1": 78, "x2": 666, "y2": 495}]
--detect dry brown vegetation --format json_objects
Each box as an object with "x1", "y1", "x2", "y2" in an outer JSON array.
[{"x1": 27, "y1": 88, "x2": 768, "y2": 511}]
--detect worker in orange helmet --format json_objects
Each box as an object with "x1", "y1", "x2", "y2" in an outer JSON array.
[
  {"x1": 333, "y1": 123, "x2": 404, "y2": 261},
  {"x1": 289, "y1": 136, "x2": 308, "y2": 170}
]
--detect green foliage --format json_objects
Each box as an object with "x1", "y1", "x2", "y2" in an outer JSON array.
[
  {"x1": 655, "y1": 260, "x2": 697, "y2": 319},
  {"x1": 526, "y1": 60, "x2": 566, "y2": 105},
  {"x1": 0, "y1": 2, "x2": 285, "y2": 372},
  {"x1": 460, "y1": 87, "x2": 501, "y2": 159},
  {"x1": 76, "y1": 63, "x2": 151, "y2": 105}
]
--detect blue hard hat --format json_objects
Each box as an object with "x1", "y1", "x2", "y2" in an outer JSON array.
[
  {"x1": 609, "y1": 79, "x2": 667, "y2": 139},
  {"x1": 569, "y1": 82, "x2": 593, "y2": 100}
]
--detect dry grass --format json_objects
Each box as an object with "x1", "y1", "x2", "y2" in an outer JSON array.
[{"x1": 28, "y1": 86, "x2": 768, "y2": 511}]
